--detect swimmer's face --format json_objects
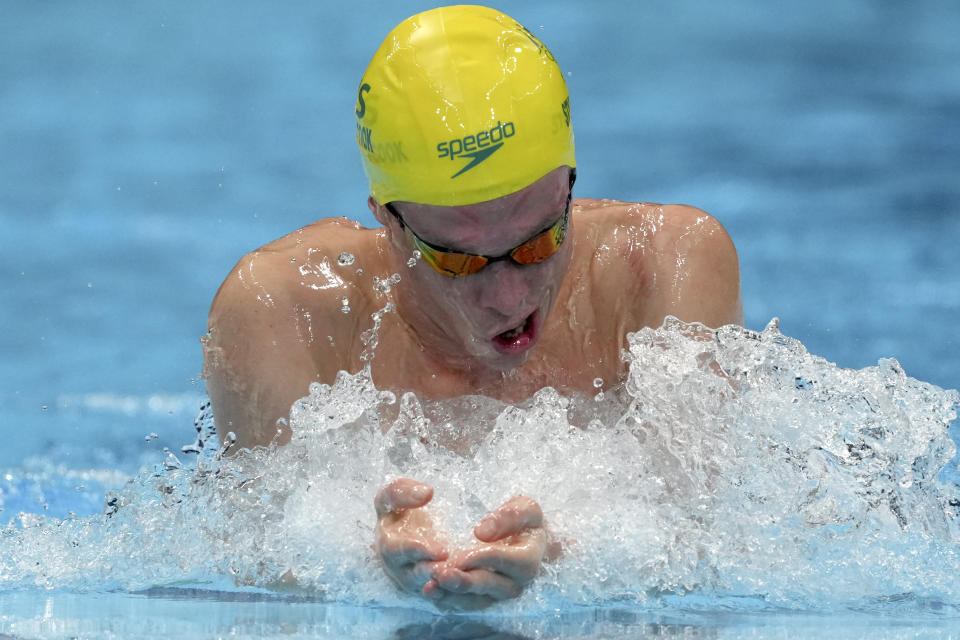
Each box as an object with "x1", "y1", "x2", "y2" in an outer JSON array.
[{"x1": 379, "y1": 167, "x2": 574, "y2": 371}]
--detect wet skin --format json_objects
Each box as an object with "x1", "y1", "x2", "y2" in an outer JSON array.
[
  {"x1": 203, "y1": 166, "x2": 743, "y2": 607},
  {"x1": 374, "y1": 478, "x2": 554, "y2": 609}
]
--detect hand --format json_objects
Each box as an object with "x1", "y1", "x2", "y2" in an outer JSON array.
[
  {"x1": 374, "y1": 478, "x2": 449, "y2": 596},
  {"x1": 426, "y1": 496, "x2": 548, "y2": 610}
]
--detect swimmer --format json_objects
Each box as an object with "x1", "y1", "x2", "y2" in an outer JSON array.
[{"x1": 203, "y1": 6, "x2": 742, "y2": 608}]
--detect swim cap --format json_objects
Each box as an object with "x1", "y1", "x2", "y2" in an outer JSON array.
[{"x1": 355, "y1": 5, "x2": 576, "y2": 207}]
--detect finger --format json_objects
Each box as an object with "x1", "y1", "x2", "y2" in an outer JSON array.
[
  {"x1": 408, "y1": 560, "x2": 445, "y2": 591},
  {"x1": 389, "y1": 559, "x2": 445, "y2": 594},
  {"x1": 453, "y1": 535, "x2": 546, "y2": 582},
  {"x1": 433, "y1": 567, "x2": 522, "y2": 600},
  {"x1": 378, "y1": 529, "x2": 448, "y2": 564},
  {"x1": 474, "y1": 496, "x2": 543, "y2": 541},
  {"x1": 421, "y1": 577, "x2": 443, "y2": 599},
  {"x1": 374, "y1": 478, "x2": 433, "y2": 517}
]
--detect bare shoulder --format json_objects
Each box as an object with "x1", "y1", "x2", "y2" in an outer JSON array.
[
  {"x1": 203, "y1": 217, "x2": 383, "y2": 448},
  {"x1": 572, "y1": 199, "x2": 742, "y2": 329},
  {"x1": 209, "y1": 217, "x2": 377, "y2": 331},
  {"x1": 574, "y1": 198, "x2": 733, "y2": 250},
  {"x1": 205, "y1": 215, "x2": 383, "y2": 396}
]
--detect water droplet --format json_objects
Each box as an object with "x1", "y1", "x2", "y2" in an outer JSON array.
[
  {"x1": 337, "y1": 252, "x2": 355, "y2": 266},
  {"x1": 341, "y1": 297, "x2": 351, "y2": 314},
  {"x1": 290, "y1": 257, "x2": 297, "y2": 263},
  {"x1": 359, "y1": 304, "x2": 393, "y2": 361},
  {"x1": 374, "y1": 273, "x2": 402, "y2": 295},
  {"x1": 41, "y1": 405, "x2": 48, "y2": 412},
  {"x1": 407, "y1": 250, "x2": 422, "y2": 268},
  {"x1": 593, "y1": 377, "x2": 604, "y2": 389},
  {"x1": 144, "y1": 432, "x2": 159, "y2": 442}
]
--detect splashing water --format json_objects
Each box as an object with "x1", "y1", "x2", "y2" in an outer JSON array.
[
  {"x1": 2, "y1": 318, "x2": 957, "y2": 614},
  {"x1": 373, "y1": 273, "x2": 402, "y2": 296},
  {"x1": 359, "y1": 304, "x2": 393, "y2": 363}
]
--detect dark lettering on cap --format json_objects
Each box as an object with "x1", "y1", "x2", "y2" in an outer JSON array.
[
  {"x1": 356, "y1": 122, "x2": 374, "y2": 153},
  {"x1": 436, "y1": 121, "x2": 517, "y2": 178},
  {"x1": 356, "y1": 84, "x2": 371, "y2": 119}
]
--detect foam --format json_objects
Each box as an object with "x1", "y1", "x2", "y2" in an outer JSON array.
[{"x1": 1, "y1": 317, "x2": 957, "y2": 613}]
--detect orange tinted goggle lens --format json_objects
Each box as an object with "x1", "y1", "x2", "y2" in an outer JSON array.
[
  {"x1": 510, "y1": 221, "x2": 565, "y2": 264},
  {"x1": 416, "y1": 240, "x2": 489, "y2": 276},
  {"x1": 412, "y1": 213, "x2": 565, "y2": 276}
]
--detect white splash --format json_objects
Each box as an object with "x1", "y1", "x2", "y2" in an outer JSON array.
[{"x1": 2, "y1": 318, "x2": 958, "y2": 613}]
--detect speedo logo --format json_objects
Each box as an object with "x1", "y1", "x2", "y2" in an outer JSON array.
[{"x1": 436, "y1": 121, "x2": 516, "y2": 178}]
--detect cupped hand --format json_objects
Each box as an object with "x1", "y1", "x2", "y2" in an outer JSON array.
[
  {"x1": 425, "y1": 495, "x2": 548, "y2": 610},
  {"x1": 374, "y1": 478, "x2": 449, "y2": 596}
]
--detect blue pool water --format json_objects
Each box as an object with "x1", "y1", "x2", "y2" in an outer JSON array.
[{"x1": 2, "y1": 0, "x2": 959, "y2": 637}]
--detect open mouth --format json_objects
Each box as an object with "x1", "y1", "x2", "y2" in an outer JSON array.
[{"x1": 492, "y1": 312, "x2": 539, "y2": 352}]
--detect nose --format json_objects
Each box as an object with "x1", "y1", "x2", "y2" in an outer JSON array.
[{"x1": 476, "y1": 261, "x2": 532, "y2": 314}]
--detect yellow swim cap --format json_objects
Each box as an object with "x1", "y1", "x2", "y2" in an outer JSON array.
[{"x1": 355, "y1": 5, "x2": 576, "y2": 207}]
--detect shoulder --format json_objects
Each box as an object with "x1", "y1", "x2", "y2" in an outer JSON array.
[
  {"x1": 203, "y1": 217, "x2": 386, "y2": 446},
  {"x1": 571, "y1": 199, "x2": 742, "y2": 328},
  {"x1": 205, "y1": 217, "x2": 387, "y2": 386},
  {"x1": 646, "y1": 202, "x2": 739, "y2": 276},
  {"x1": 208, "y1": 217, "x2": 376, "y2": 330},
  {"x1": 574, "y1": 198, "x2": 735, "y2": 253}
]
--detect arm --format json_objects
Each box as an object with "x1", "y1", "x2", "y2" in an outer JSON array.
[
  {"x1": 203, "y1": 250, "x2": 333, "y2": 451},
  {"x1": 650, "y1": 205, "x2": 743, "y2": 328}
]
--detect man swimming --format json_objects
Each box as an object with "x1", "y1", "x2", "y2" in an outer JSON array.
[{"x1": 203, "y1": 6, "x2": 742, "y2": 609}]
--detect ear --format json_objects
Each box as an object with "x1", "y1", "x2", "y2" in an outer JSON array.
[{"x1": 369, "y1": 196, "x2": 390, "y2": 226}]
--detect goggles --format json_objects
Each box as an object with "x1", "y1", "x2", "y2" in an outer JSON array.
[{"x1": 387, "y1": 170, "x2": 576, "y2": 277}]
